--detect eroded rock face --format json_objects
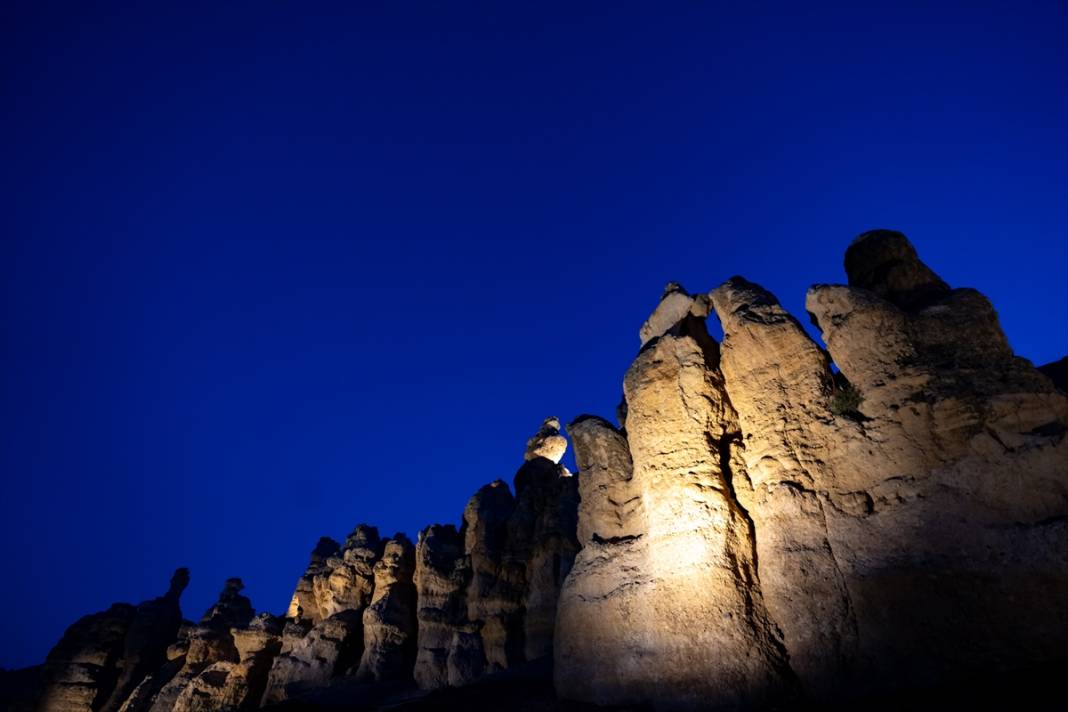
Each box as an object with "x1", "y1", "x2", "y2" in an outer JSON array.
[
  {"x1": 554, "y1": 417, "x2": 649, "y2": 705},
  {"x1": 512, "y1": 457, "x2": 579, "y2": 662},
  {"x1": 638, "y1": 282, "x2": 712, "y2": 347},
  {"x1": 158, "y1": 614, "x2": 281, "y2": 712},
  {"x1": 260, "y1": 527, "x2": 384, "y2": 704},
  {"x1": 99, "y1": 569, "x2": 189, "y2": 712},
  {"x1": 284, "y1": 537, "x2": 341, "y2": 623},
  {"x1": 619, "y1": 314, "x2": 793, "y2": 709},
  {"x1": 797, "y1": 233, "x2": 1068, "y2": 694},
  {"x1": 558, "y1": 232, "x2": 1068, "y2": 709},
  {"x1": 37, "y1": 604, "x2": 137, "y2": 712},
  {"x1": 144, "y1": 577, "x2": 252, "y2": 712},
  {"x1": 567, "y1": 416, "x2": 640, "y2": 545},
  {"x1": 710, "y1": 277, "x2": 857, "y2": 697},
  {"x1": 259, "y1": 612, "x2": 362, "y2": 705},
  {"x1": 843, "y1": 229, "x2": 949, "y2": 310},
  {"x1": 313, "y1": 526, "x2": 382, "y2": 621},
  {"x1": 38, "y1": 569, "x2": 190, "y2": 712},
  {"x1": 461, "y1": 480, "x2": 515, "y2": 673},
  {"x1": 199, "y1": 579, "x2": 253, "y2": 632},
  {"x1": 356, "y1": 536, "x2": 417, "y2": 682},
  {"x1": 190, "y1": 613, "x2": 282, "y2": 711},
  {"x1": 524, "y1": 416, "x2": 568, "y2": 464},
  {"x1": 561, "y1": 290, "x2": 796, "y2": 710},
  {"x1": 412, "y1": 525, "x2": 466, "y2": 690},
  {"x1": 29, "y1": 229, "x2": 1065, "y2": 712}
]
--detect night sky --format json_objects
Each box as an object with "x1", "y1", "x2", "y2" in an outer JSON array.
[{"x1": 3, "y1": 1, "x2": 1066, "y2": 669}]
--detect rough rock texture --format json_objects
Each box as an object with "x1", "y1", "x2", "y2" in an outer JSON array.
[
  {"x1": 710, "y1": 277, "x2": 857, "y2": 698},
  {"x1": 36, "y1": 604, "x2": 137, "y2": 712},
  {"x1": 37, "y1": 569, "x2": 191, "y2": 712},
  {"x1": 459, "y1": 480, "x2": 514, "y2": 677},
  {"x1": 524, "y1": 416, "x2": 568, "y2": 464},
  {"x1": 259, "y1": 612, "x2": 362, "y2": 705},
  {"x1": 97, "y1": 569, "x2": 189, "y2": 712},
  {"x1": 557, "y1": 232, "x2": 1068, "y2": 709},
  {"x1": 842, "y1": 229, "x2": 949, "y2": 310},
  {"x1": 355, "y1": 536, "x2": 417, "y2": 682},
  {"x1": 412, "y1": 525, "x2": 466, "y2": 690},
  {"x1": 145, "y1": 629, "x2": 234, "y2": 712},
  {"x1": 638, "y1": 282, "x2": 711, "y2": 347},
  {"x1": 313, "y1": 526, "x2": 382, "y2": 621},
  {"x1": 158, "y1": 613, "x2": 283, "y2": 712},
  {"x1": 201, "y1": 614, "x2": 282, "y2": 711},
  {"x1": 284, "y1": 537, "x2": 341, "y2": 623},
  {"x1": 567, "y1": 416, "x2": 641, "y2": 545},
  {"x1": 796, "y1": 232, "x2": 1068, "y2": 695},
  {"x1": 260, "y1": 527, "x2": 384, "y2": 704},
  {"x1": 143, "y1": 578, "x2": 253, "y2": 712},
  {"x1": 512, "y1": 458, "x2": 579, "y2": 662},
  {"x1": 554, "y1": 416, "x2": 649, "y2": 705},
  {"x1": 608, "y1": 297, "x2": 791, "y2": 709},
  {"x1": 198, "y1": 579, "x2": 254, "y2": 632},
  {"x1": 24, "y1": 229, "x2": 1066, "y2": 712},
  {"x1": 559, "y1": 295, "x2": 800, "y2": 711}
]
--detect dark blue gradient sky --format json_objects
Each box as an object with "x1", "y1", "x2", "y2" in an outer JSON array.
[{"x1": 3, "y1": 1, "x2": 1066, "y2": 669}]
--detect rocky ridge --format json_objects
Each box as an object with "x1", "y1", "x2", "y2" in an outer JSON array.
[{"x1": 16, "y1": 231, "x2": 1068, "y2": 711}]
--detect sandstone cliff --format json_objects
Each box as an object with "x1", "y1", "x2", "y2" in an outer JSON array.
[
  {"x1": 19, "y1": 230, "x2": 1068, "y2": 711},
  {"x1": 555, "y1": 229, "x2": 1068, "y2": 710}
]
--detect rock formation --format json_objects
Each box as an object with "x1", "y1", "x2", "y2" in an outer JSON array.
[
  {"x1": 19, "y1": 229, "x2": 1068, "y2": 712},
  {"x1": 553, "y1": 416, "x2": 648, "y2": 705},
  {"x1": 139, "y1": 578, "x2": 254, "y2": 712},
  {"x1": 284, "y1": 537, "x2": 339, "y2": 623},
  {"x1": 261, "y1": 527, "x2": 382, "y2": 703},
  {"x1": 412, "y1": 525, "x2": 466, "y2": 690},
  {"x1": 459, "y1": 480, "x2": 514, "y2": 674},
  {"x1": 37, "y1": 569, "x2": 190, "y2": 712},
  {"x1": 36, "y1": 603, "x2": 137, "y2": 712},
  {"x1": 259, "y1": 613, "x2": 362, "y2": 705},
  {"x1": 559, "y1": 284, "x2": 795, "y2": 710},
  {"x1": 556, "y1": 229, "x2": 1068, "y2": 709},
  {"x1": 355, "y1": 535, "x2": 418, "y2": 682},
  {"x1": 97, "y1": 569, "x2": 189, "y2": 712}
]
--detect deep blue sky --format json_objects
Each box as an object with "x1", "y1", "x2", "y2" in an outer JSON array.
[{"x1": 2, "y1": 1, "x2": 1066, "y2": 669}]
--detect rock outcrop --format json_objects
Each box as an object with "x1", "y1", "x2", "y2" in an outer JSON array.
[
  {"x1": 412, "y1": 525, "x2": 466, "y2": 690},
  {"x1": 98, "y1": 569, "x2": 189, "y2": 712},
  {"x1": 142, "y1": 578, "x2": 254, "y2": 712},
  {"x1": 259, "y1": 613, "x2": 362, "y2": 705},
  {"x1": 21, "y1": 229, "x2": 1068, "y2": 712},
  {"x1": 284, "y1": 537, "x2": 340, "y2": 623},
  {"x1": 710, "y1": 277, "x2": 857, "y2": 698},
  {"x1": 37, "y1": 569, "x2": 191, "y2": 712},
  {"x1": 261, "y1": 527, "x2": 383, "y2": 703},
  {"x1": 553, "y1": 416, "x2": 649, "y2": 705},
  {"x1": 557, "y1": 284, "x2": 794, "y2": 710},
  {"x1": 355, "y1": 536, "x2": 417, "y2": 682},
  {"x1": 556, "y1": 230, "x2": 1068, "y2": 709},
  {"x1": 37, "y1": 604, "x2": 137, "y2": 712}
]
